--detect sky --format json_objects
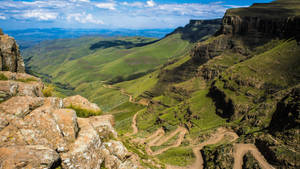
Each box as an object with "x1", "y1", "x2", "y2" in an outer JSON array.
[{"x1": 0, "y1": 0, "x2": 274, "y2": 30}]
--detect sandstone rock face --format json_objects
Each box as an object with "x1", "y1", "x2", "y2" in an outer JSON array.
[
  {"x1": 63, "y1": 95, "x2": 101, "y2": 112},
  {"x1": 0, "y1": 71, "x2": 136, "y2": 168},
  {"x1": 0, "y1": 33, "x2": 25, "y2": 73},
  {"x1": 0, "y1": 145, "x2": 60, "y2": 169}
]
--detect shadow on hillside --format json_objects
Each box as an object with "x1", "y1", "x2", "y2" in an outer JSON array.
[{"x1": 89, "y1": 39, "x2": 159, "y2": 50}]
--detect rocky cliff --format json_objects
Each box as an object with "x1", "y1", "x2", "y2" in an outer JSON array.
[
  {"x1": 0, "y1": 29, "x2": 25, "y2": 73},
  {"x1": 219, "y1": 0, "x2": 300, "y2": 44},
  {"x1": 0, "y1": 30, "x2": 136, "y2": 169}
]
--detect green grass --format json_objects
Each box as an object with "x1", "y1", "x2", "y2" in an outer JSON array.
[
  {"x1": 15, "y1": 77, "x2": 37, "y2": 83},
  {"x1": 66, "y1": 104, "x2": 102, "y2": 118},
  {"x1": 188, "y1": 89, "x2": 226, "y2": 134},
  {"x1": 0, "y1": 73, "x2": 8, "y2": 80},
  {"x1": 157, "y1": 147, "x2": 195, "y2": 166},
  {"x1": 42, "y1": 84, "x2": 54, "y2": 97},
  {"x1": 113, "y1": 102, "x2": 145, "y2": 135}
]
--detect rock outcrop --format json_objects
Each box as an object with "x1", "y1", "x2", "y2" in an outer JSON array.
[
  {"x1": 0, "y1": 32, "x2": 136, "y2": 169},
  {"x1": 0, "y1": 30, "x2": 25, "y2": 73},
  {"x1": 63, "y1": 95, "x2": 101, "y2": 113}
]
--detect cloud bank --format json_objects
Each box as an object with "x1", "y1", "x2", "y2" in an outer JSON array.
[{"x1": 0, "y1": 0, "x2": 260, "y2": 30}]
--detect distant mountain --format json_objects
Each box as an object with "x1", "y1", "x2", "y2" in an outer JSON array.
[{"x1": 5, "y1": 28, "x2": 174, "y2": 49}]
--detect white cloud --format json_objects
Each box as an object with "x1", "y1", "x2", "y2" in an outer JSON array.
[
  {"x1": 67, "y1": 13, "x2": 104, "y2": 24},
  {"x1": 22, "y1": 10, "x2": 58, "y2": 20},
  {"x1": 70, "y1": 0, "x2": 90, "y2": 2},
  {"x1": 146, "y1": 0, "x2": 156, "y2": 7},
  {"x1": 121, "y1": 2, "x2": 144, "y2": 7},
  {"x1": 95, "y1": 2, "x2": 116, "y2": 10},
  {"x1": 0, "y1": 15, "x2": 6, "y2": 20}
]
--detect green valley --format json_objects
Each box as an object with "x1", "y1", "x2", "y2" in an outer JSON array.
[{"x1": 21, "y1": 0, "x2": 300, "y2": 168}]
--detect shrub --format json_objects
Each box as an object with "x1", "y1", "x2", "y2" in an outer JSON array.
[
  {"x1": 42, "y1": 84, "x2": 54, "y2": 97},
  {"x1": 0, "y1": 73, "x2": 8, "y2": 80},
  {"x1": 16, "y1": 77, "x2": 37, "y2": 83},
  {"x1": 67, "y1": 104, "x2": 102, "y2": 118}
]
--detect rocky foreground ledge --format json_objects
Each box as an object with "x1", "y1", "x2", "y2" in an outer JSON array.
[{"x1": 0, "y1": 71, "x2": 137, "y2": 169}]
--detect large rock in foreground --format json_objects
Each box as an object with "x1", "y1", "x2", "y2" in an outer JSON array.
[{"x1": 0, "y1": 71, "x2": 136, "y2": 169}]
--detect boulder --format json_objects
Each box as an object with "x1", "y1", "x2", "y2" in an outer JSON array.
[
  {"x1": 61, "y1": 118, "x2": 103, "y2": 169},
  {"x1": 53, "y1": 109, "x2": 79, "y2": 143},
  {"x1": 90, "y1": 115, "x2": 117, "y2": 139},
  {"x1": 0, "y1": 145, "x2": 60, "y2": 169},
  {"x1": 0, "y1": 96, "x2": 44, "y2": 117},
  {"x1": 0, "y1": 80, "x2": 43, "y2": 101}
]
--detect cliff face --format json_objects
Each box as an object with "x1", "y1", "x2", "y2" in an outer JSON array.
[
  {"x1": 0, "y1": 31, "x2": 137, "y2": 169},
  {"x1": 219, "y1": 0, "x2": 300, "y2": 43},
  {"x1": 220, "y1": 13, "x2": 300, "y2": 44},
  {"x1": 0, "y1": 29, "x2": 25, "y2": 73}
]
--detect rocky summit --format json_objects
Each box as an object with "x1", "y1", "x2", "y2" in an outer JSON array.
[
  {"x1": 0, "y1": 33, "x2": 136, "y2": 169},
  {"x1": 0, "y1": 29, "x2": 25, "y2": 73}
]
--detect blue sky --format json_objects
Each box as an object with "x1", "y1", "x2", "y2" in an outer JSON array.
[{"x1": 0, "y1": 0, "x2": 273, "y2": 30}]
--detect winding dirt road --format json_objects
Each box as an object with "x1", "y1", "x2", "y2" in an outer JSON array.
[
  {"x1": 146, "y1": 127, "x2": 188, "y2": 156},
  {"x1": 166, "y1": 128, "x2": 238, "y2": 169},
  {"x1": 233, "y1": 144, "x2": 275, "y2": 169},
  {"x1": 103, "y1": 84, "x2": 274, "y2": 169}
]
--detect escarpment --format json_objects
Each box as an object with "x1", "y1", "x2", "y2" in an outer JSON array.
[
  {"x1": 0, "y1": 30, "x2": 136, "y2": 169},
  {"x1": 220, "y1": 1, "x2": 300, "y2": 41},
  {"x1": 189, "y1": 1, "x2": 300, "y2": 168},
  {"x1": 166, "y1": 18, "x2": 222, "y2": 42},
  {"x1": 0, "y1": 29, "x2": 25, "y2": 73}
]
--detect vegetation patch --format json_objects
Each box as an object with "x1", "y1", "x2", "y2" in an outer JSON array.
[
  {"x1": 113, "y1": 102, "x2": 145, "y2": 135},
  {"x1": 157, "y1": 147, "x2": 195, "y2": 166},
  {"x1": 42, "y1": 84, "x2": 54, "y2": 97},
  {"x1": 0, "y1": 73, "x2": 8, "y2": 80},
  {"x1": 16, "y1": 77, "x2": 37, "y2": 83},
  {"x1": 66, "y1": 104, "x2": 102, "y2": 118}
]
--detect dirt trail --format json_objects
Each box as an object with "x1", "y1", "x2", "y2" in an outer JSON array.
[
  {"x1": 145, "y1": 127, "x2": 188, "y2": 156},
  {"x1": 103, "y1": 84, "x2": 273, "y2": 169},
  {"x1": 166, "y1": 128, "x2": 238, "y2": 169},
  {"x1": 233, "y1": 144, "x2": 275, "y2": 169},
  {"x1": 131, "y1": 111, "x2": 139, "y2": 135}
]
